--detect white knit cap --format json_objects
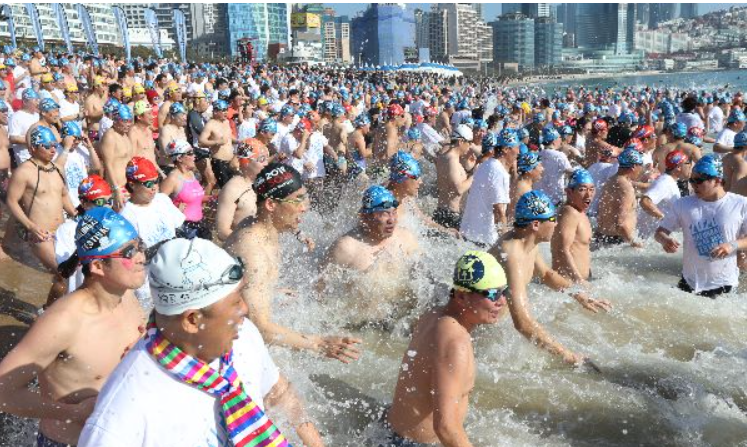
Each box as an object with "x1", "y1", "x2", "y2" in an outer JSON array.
[{"x1": 149, "y1": 238, "x2": 243, "y2": 316}]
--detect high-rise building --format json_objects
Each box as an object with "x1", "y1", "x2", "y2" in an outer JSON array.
[
  {"x1": 121, "y1": 5, "x2": 147, "y2": 29},
  {"x1": 414, "y1": 9, "x2": 430, "y2": 50},
  {"x1": 556, "y1": 3, "x2": 576, "y2": 40},
  {"x1": 350, "y1": 4, "x2": 415, "y2": 66},
  {"x1": 436, "y1": 3, "x2": 492, "y2": 65},
  {"x1": 334, "y1": 16, "x2": 352, "y2": 63},
  {"x1": 502, "y1": 4, "x2": 552, "y2": 18},
  {"x1": 285, "y1": 11, "x2": 323, "y2": 64},
  {"x1": 491, "y1": 13, "x2": 535, "y2": 71},
  {"x1": 649, "y1": 4, "x2": 679, "y2": 28},
  {"x1": 224, "y1": 3, "x2": 290, "y2": 60},
  {"x1": 635, "y1": 4, "x2": 650, "y2": 27},
  {"x1": 575, "y1": 3, "x2": 635, "y2": 54},
  {"x1": 428, "y1": 8, "x2": 449, "y2": 62},
  {"x1": 534, "y1": 17, "x2": 562, "y2": 67},
  {"x1": 153, "y1": 4, "x2": 195, "y2": 42},
  {"x1": 680, "y1": 4, "x2": 699, "y2": 20}
]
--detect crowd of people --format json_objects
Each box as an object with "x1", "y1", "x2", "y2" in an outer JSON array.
[{"x1": 0, "y1": 44, "x2": 745, "y2": 447}]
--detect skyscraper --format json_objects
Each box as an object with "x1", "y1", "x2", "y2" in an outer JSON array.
[
  {"x1": 534, "y1": 17, "x2": 562, "y2": 67},
  {"x1": 491, "y1": 13, "x2": 535, "y2": 71},
  {"x1": 680, "y1": 4, "x2": 699, "y2": 20},
  {"x1": 502, "y1": 4, "x2": 552, "y2": 18},
  {"x1": 436, "y1": 3, "x2": 492, "y2": 64},
  {"x1": 649, "y1": 4, "x2": 679, "y2": 28},
  {"x1": 575, "y1": 3, "x2": 635, "y2": 54},
  {"x1": 350, "y1": 4, "x2": 415, "y2": 66},
  {"x1": 428, "y1": 7, "x2": 449, "y2": 62},
  {"x1": 224, "y1": 3, "x2": 290, "y2": 60}
]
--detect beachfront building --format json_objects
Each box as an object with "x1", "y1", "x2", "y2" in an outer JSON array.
[
  {"x1": 503, "y1": 4, "x2": 554, "y2": 19},
  {"x1": 491, "y1": 13, "x2": 535, "y2": 72},
  {"x1": 534, "y1": 17, "x2": 562, "y2": 68},
  {"x1": 350, "y1": 4, "x2": 416, "y2": 66},
  {"x1": 224, "y1": 3, "x2": 291, "y2": 61}
]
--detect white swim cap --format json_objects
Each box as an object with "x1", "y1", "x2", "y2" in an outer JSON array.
[{"x1": 149, "y1": 238, "x2": 244, "y2": 316}]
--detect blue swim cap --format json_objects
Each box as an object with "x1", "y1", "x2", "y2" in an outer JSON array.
[
  {"x1": 462, "y1": 116, "x2": 475, "y2": 128},
  {"x1": 330, "y1": 103, "x2": 345, "y2": 118},
  {"x1": 515, "y1": 190, "x2": 556, "y2": 226},
  {"x1": 354, "y1": 114, "x2": 371, "y2": 128},
  {"x1": 22, "y1": 89, "x2": 40, "y2": 101},
  {"x1": 618, "y1": 148, "x2": 644, "y2": 168},
  {"x1": 735, "y1": 131, "x2": 747, "y2": 149},
  {"x1": 113, "y1": 104, "x2": 133, "y2": 121},
  {"x1": 481, "y1": 133, "x2": 497, "y2": 154},
  {"x1": 542, "y1": 127, "x2": 560, "y2": 144},
  {"x1": 406, "y1": 127, "x2": 421, "y2": 141},
  {"x1": 458, "y1": 99, "x2": 469, "y2": 110},
  {"x1": 0, "y1": 99, "x2": 8, "y2": 112},
  {"x1": 686, "y1": 135, "x2": 703, "y2": 147},
  {"x1": 552, "y1": 110, "x2": 561, "y2": 121},
  {"x1": 534, "y1": 112, "x2": 545, "y2": 123},
  {"x1": 76, "y1": 207, "x2": 139, "y2": 264},
  {"x1": 517, "y1": 127, "x2": 530, "y2": 140},
  {"x1": 693, "y1": 154, "x2": 723, "y2": 179},
  {"x1": 517, "y1": 152, "x2": 540, "y2": 175},
  {"x1": 61, "y1": 121, "x2": 82, "y2": 139},
  {"x1": 567, "y1": 168, "x2": 594, "y2": 189},
  {"x1": 499, "y1": 129, "x2": 519, "y2": 148},
  {"x1": 259, "y1": 118, "x2": 278, "y2": 134},
  {"x1": 53, "y1": 72, "x2": 64, "y2": 82},
  {"x1": 213, "y1": 99, "x2": 229, "y2": 111},
  {"x1": 670, "y1": 122, "x2": 688, "y2": 138},
  {"x1": 473, "y1": 119, "x2": 488, "y2": 130},
  {"x1": 361, "y1": 185, "x2": 399, "y2": 213},
  {"x1": 728, "y1": 109, "x2": 746, "y2": 124},
  {"x1": 558, "y1": 125, "x2": 574, "y2": 136},
  {"x1": 389, "y1": 151, "x2": 421, "y2": 183},
  {"x1": 103, "y1": 98, "x2": 121, "y2": 115},
  {"x1": 618, "y1": 111, "x2": 635, "y2": 124},
  {"x1": 280, "y1": 104, "x2": 295, "y2": 117},
  {"x1": 39, "y1": 98, "x2": 60, "y2": 112},
  {"x1": 30, "y1": 126, "x2": 59, "y2": 149},
  {"x1": 169, "y1": 102, "x2": 187, "y2": 115}
]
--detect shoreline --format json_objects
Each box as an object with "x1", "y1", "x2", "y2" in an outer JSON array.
[{"x1": 503, "y1": 68, "x2": 731, "y2": 87}]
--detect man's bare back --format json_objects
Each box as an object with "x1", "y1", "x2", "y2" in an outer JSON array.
[{"x1": 597, "y1": 175, "x2": 637, "y2": 238}]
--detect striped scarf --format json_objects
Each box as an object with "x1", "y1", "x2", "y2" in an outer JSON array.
[{"x1": 145, "y1": 318, "x2": 291, "y2": 447}]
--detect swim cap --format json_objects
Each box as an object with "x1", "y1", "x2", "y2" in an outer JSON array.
[
  {"x1": 133, "y1": 100, "x2": 151, "y2": 116},
  {"x1": 451, "y1": 124, "x2": 473, "y2": 141},
  {"x1": 149, "y1": 238, "x2": 244, "y2": 316},
  {"x1": 53, "y1": 72, "x2": 64, "y2": 82},
  {"x1": 123, "y1": 87, "x2": 132, "y2": 98},
  {"x1": 213, "y1": 99, "x2": 229, "y2": 111},
  {"x1": 61, "y1": 121, "x2": 82, "y2": 139},
  {"x1": 567, "y1": 168, "x2": 594, "y2": 189},
  {"x1": 253, "y1": 162, "x2": 303, "y2": 202},
  {"x1": 499, "y1": 128, "x2": 519, "y2": 147},
  {"x1": 735, "y1": 131, "x2": 747, "y2": 149},
  {"x1": 257, "y1": 97, "x2": 269, "y2": 106},
  {"x1": 618, "y1": 111, "x2": 635, "y2": 124},
  {"x1": 65, "y1": 84, "x2": 79, "y2": 93},
  {"x1": 354, "y1": 114, "x2": 371, "y2": 128},
  {"x1": 457, "y1": 99, "x2": 469, "y2": 110},
  {"x1": 481, "y1": 133, "x2": 497, "y2": 154},
  {"x1": 78, "y1": 175, "x2": 112, "y2": 201},
  {"x1": 360, "y1": 185, "x2": 398, "y2": 214},
  {"x1": 133, "y1": 83, "x2": 145, "y2": 94},
  {"x1": 515, "y1": 190, "x2": 556, "y2": 226},
  {"x1": 0, "y1": 99, "x2": 8, "y2": 113},
  {"x1": 280, "y1": 104, "x2": 295, "y2": 117},
  {"x1": 624, "y1": 138, "x2": 644, "y2": 153},
  {"x1": 406, "y1": 127, "x2": 421, "y2": 141},
  {"x1": 30, "y1": 126, "x2": 59, "y2": 149},
  {"x1": 728, "y1": 109, "x2": 746, "y2": 124},
  {"x1": 126, "y1": 156, "x2": 159, "y2": 182},
  {"x1": 692, "y1": 154, "x2": 723, "y2": 179},
  {"x1": 517, "y1": 127, "x2": 530, "y2": 140},
  {"x1": 22, "y1": 89, "x2": 40, "y2": 101},
  {"x1": 389, "y1": 151, "x2": 421, "y2": 183},
  {"x1": 670, "y1": 122, "x2": 688, "y2": 138},
  {"x1": 236, "y1": 138, "x2": 268, "y2": 160},
  {"x1": 76, "y1": 207, "x2": 139, "y2": 264},
  {"x1": 165, "y1": 140, "x2": 192, "y2": 158},
  {"x1": 41, "y1": 73, "x2": 53, "y2": 84},
  {"x1": 387, "y1": 103, "x2": 405, "y2": 117},
  {"x1": 559, "y1": 125, "x2": 574, "y2": 136},
  {"x1": 533, "y1": 113, "x2": 545, "y2": 123},
  {"x1": 665, "y1": 150, "x2": 689, "y2": 171},
  {"x1": 113, "y1": 103, "x2": 133, "y2": 121},
  {"x1": 258, "y1": 119, "x2": 278, "y2": 134},
  {"x1": 633, "y1": 124, "x2": 656, "y2": 140},
  {"x1": 542, "y1": 127, "x2": 560, "y2": 144},
  {"x1": 39, "y1": 98, "x2": 60, "y2": 112},
  {"x1": 462, "y1": 117, "x2": 475, "y2": 128},
  {"x1": 453, "y1": 251, "x2": 507, "y2": 294},
  {"x1": 517, "y1": 152, "x2": 540, "y2": 175},
  {"x1": 617, "y1": 148, "x2": 644, "y2": 168},
  {"x1": 169, "y1": 102, "x2": 186, "y2": 116},
  {"x1": 592, "y1": 119, "x2": 608, "y2": 133},
  {"x1": 103, "y1": 98, "x2": 121, "y2": 115}
]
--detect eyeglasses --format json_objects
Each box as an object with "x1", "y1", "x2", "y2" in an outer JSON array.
[
  {"x1": 273, "y1": 193, "x2": 308, "y2": 205},
  {"x1": 139, "y1": 179, "x2": 160, "y2": 189},
  {"x1": 90, "y1": 197, "x2": 113, "y2": 207},
  {"x1": 689, "y1": 176, "x2": 715, "y2": 185}
]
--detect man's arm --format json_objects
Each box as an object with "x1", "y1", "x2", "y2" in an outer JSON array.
[
  {"x1": 215, "y1": 183, "x2": 239, "y2": 242},
  {"x1": 617, "y1": 184, "x2": 639, "y2": 245},
  {"x1": 713, "y1": 143, "x2": 732, "y2": 154},
  {"x1": 431, "y1": 323, "x2": 474, "y2": 447},
  {"x1": 535, "y1": 252, "x2": 611, "y2": 313},
  {"x1": 451, "y1": 157, "x2": 474, "y2": 195},
  {"x1": 640, "y1": 196, "x2": 664, "y2": 220},
  {"x1": 264, "y1": 376, "x2": 325, "y2": 447}
]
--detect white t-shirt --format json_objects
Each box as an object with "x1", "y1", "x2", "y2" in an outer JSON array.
[
  {"x1": 588, "y1": 161, "x2": 617, "y2": 217},
  {"x1": 99, "y1": 116, "x2": 113, "y2": 141},
  {"x1": 708, "y1": 107, "x2": 725, "y2": 134},
  {"x1": 78, "y1": 321, "x2": 280, "y2": 447},
  {"x1": 417, "y1": 122, "x2": 444, "y2": 157},
  {"x1": 676, "y1": 112, "x2": 704, "y2": 131},
  {"x1": 54, "y1": 219, "x2": 83, "y2": 294},
  {"x1": 715, "y1": 127, "x2": 736, "y2": 149},
  {"x1": 59, "y1": 97, "x2": 82, "y2": 129},
  {"x1": 460, "y1": 158, "x2": 510, "y2": 246},
  {"x1": 637, "y1": 173, "x2": 680, "y2": 239},
  {"x1": 12, "y1": 66, "x2": 30, "y2": 89},
  {"x1": 8, "y1": 110, "x2": 39, "y2": 164},
  {"x1": 451, "y1": 110, "x2": 471, "y2": 126},
  {"x1": 57, "y1": 143, "x2": 92, "y2": 208},
  {"x1": 279, "y1": 133, "x2": 304, "y2": 174},
  {"x1": 237, "y1": 118, "x2": 258, "y2": 140},
  {"x1": 534, "y1": 148, "x2": 572, "y2": 204},
  {"x1": 304, "y1": 132, "x2": 327, "y2": 180},
  {"x1": 660, "y1": 192, "x2": 747, "y2": 292}
]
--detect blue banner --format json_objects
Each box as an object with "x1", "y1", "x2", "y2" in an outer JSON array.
[
  {"x1": 53, "y1": 4, "x2": 73, "y2": 54},
  {"x1": 25, "y1": 4, "x2": 43, "y2": 51},
  {"x1": 172, "y1": 9, "x2": 187, "y2": 62},
  {"x1": 0, "y1": 5, "x2": 16, "y2": 49},
  {"x1": 77, "y1": 5, "x2": 99, "y2": 56},
  {"x1": 144, "y1": 8, "x2": 162, "y2": 58},
  {"x1": 112, "y1": 7, "x2": 130, "y2": 61}
]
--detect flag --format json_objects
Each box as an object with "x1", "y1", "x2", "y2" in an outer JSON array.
[
  {"x1": 112, "y1": 7, "x2": 130, "y2": 61},
  {"x1": 172, "y1": 9, "x2": 187, "y2": 62},
  {"x1": 144, "y1": 8, "x2": 162, "y2": 58},
  {"x1": 77, "y1": 5, "x2": 99, "y2": 56},
  {"x1": 53, "y1": 4, "x2": 73, "y2": 53},
  {"x1": 0, "y1": 5, "x2": 16, "y2": 49},
  {"x1": 25, "y1": 4, "x2": 43, "y2": 51}
]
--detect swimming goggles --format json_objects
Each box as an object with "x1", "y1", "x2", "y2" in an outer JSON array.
[
  {"x1": 689, "y1": 176, "x2": 716, "y2": 185},
  {"x1": 466, "y1": 285, "x2": 508, "y2": 302},
  {"x1": 139, "y1": 179, "x2": 160, "y2": 189},
  {"x1": 84, "y1": 238, "x2": 146, "y2": 261},
  {"x1": 90, "y1": 197, "x2": 114, "y2": 207},
  {"x1": 273, "y1": 193, "x2": 308, "y2": 205}
]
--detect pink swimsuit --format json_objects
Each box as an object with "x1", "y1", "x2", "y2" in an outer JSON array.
[{"x1": 172, "y1": 178, "x2": 205, "y2": 222}]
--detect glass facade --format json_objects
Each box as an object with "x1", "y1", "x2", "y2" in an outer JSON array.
[
  {"x1": 492, "y1": 14, "x2": 535, "y2": 71},
  {"x1": 351, "y1": 4, "x2": 415, "y2": 66},
  {"x1": 225, "y1": 3, "x2": 289, "y2": 60}
]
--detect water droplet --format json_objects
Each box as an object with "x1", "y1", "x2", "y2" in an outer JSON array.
[
  {"x1": 622, "y1": 429, "x2": 628, "y2": 435},
  {"x1": 407, "y1": 350, "x2": 417, "y2": 358},
  {"x1": 198, "y1": 323, "x2": 206, "y2": 330}
]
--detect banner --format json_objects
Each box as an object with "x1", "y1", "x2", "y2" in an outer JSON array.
[
  {"x1": 172, "y1": 9, "x2": 186, "y2": 62},
  {"x1": 25, "y1": 4, "x2": 43, "y2": 51},
  {"x1": 53, "y1": 4, "x2": 73, "y2": 53},
  {"x1": 112, "y1": 6, "x2": 130, "y2": 61},
  {"x1": 0, "y1": 5, "x2": 16, "y2": 49},
  {"x1": 77, "y1": 5, "x2": 99, "y2": 56},
  {"x1": 144, "y1": 8, "x2": 162, "y2": 58}
]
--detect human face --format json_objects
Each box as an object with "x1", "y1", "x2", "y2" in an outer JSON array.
[
  {"x1": 528, "y1": 162, "x2": 544, "y2": 182},
  {"x1": 535, "y1": 217, "x2": 558, "y2": 242},
  {"x1": 32, "y1": 142, "x2": 59, "y2": 164},
  {"x1": 271, "y1": 187, "x2": 309, "y2": 232},
  {"x1": 83, "y1": 195, "x2": 114, "y2": 210},
  {"x1": 172, "y1": 112, "x2": 187, "y2": 127},
  {"x1": 567, "y1": 184, "x2": 595, "y2": 212},
  {"x1": 361, "y1": 206, "x2": 398, "y2": 239},
  {"x1": 195, "y1": 284, "x2": 249, "y2": 360},
  {"x1": 97, "y1": 238, "x2": 147, "y2": 289},
  {"x1": 690, "y1": 175, "x2": 720, "y2": 198},
  {"x1": 177, "y1": 151, "x2": 196, "y2": 170},
  {"x1": 42, "y1": 108, "x2": 60, "y2": 124},
  {"x1": 113, "y1": 118, "x2": 133, "y2": 134},
  {"x1": 0, "y1": 108, "x2": 7, "y2": 126},
  {"x1": 402, "y1": 176, "x2": 421, "y2": 197},
  {"x1": 461, "y1": 289, "x2": 507, "y2": 324},
  {"x1": 130, "y1": 178, "x2": 159, "y2": 204}
]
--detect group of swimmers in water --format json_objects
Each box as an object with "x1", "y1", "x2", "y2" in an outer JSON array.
[{"x1": 0, "y1": 45, "x2": 745, "y2": 446}]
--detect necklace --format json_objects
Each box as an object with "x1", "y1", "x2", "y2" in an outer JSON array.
[{"x1": 29, "y1": 159, "x2": 58, "y2": 173}]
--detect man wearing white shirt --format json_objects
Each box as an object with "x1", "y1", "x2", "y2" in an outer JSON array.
[
  {"x1": 708, "y1": 98, "x2": 727, "y2": 134},
  {"x1": 8, "y1": 89, "x2": 40, "y2": 165},
  {"x1": 534, "y1": 127, "x2": 573, "y2": 205},
  {"x1": 676, "y1": 97, "x2": 704, "y2": 131},
  {"x1": 639, "y1": 150, "x2": 691, "y2": 239},
  {"x1": 713, "y1": 109, "x2": 746, "y2": 155}
]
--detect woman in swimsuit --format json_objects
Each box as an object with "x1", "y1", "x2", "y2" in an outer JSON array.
[{"x1": 160, "y1": 140, "x2": 209, "y2": 239}]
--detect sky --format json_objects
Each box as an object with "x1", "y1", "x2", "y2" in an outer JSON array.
[{"x1": 323, "y1": 3, "x2": 741, "y2": 21}]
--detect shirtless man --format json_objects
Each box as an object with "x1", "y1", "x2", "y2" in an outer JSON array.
[
  {"x1": 157, "y1": 102, "x2": 188, "y2": 169},
  {"x1": 551, "y1": 169, "x2": 596, "y2": 284},
  {"x1": 510, "y1": 152, "x2": 544, "y2": 217},
  {"x1": 29, "y1": 47, "x2": 47, "y2": 84},
  {"x1": 321, "y1": 185, "x2": 420, "y2": 325},
  {"x1": 347, "y1": 113, "x2": 372, "y2": 179},
  {"x1": 322, "y1": 104, "x2": 349, "y2": 199},
  {"x1": 489, "y1": 190, "x2": 610, "y2": 368},
  {"x1": 434, "y1": 125, "x2": 475, "y2": 230},
  {"x1": 215, "y1": 138, "x2": 269, "y2": 241},
  {"x1": 224, "y1": 163, "x2": 361, "y2": 362},
  {"x1": 128, "y1": 100, "x2": 158, "y2": 167},
  {"x1": 84, "y1": 76, "x2": 107, "y2": 142},
  {"x1": 652, "y1": 123, "x2": 699, "y2": 173},
  {"x1": 0, "y1": 100, "x2": 9, "y2": 259},
  {"x1": 157, "y1": 83, "x2": 182, "y2": 129},
  {"x1": 583, "y1": 119, "x2": 620, "y2": 168},
  {"x1": 595, "y1": 148, "x2": 645, "y2": 248},
  {"x1": 722, "y1": 131, "x2": 747, "y2": 192},
  {"x1": 99, "y1": 104, "x2": 134, "y2": 210},
  {"x1": 436, "y1": 101, "x2": 454, "y2": 136},
  {"x1": 27, "y1": 98, "x2": 62, "y2": 145},
  {"x1": 199, "y1": 100, "x2": 236, "y2": 188},
  {"x1": 386, "y1": 251, "x2": 508, "y2": 447},
  {"x1": 372, "y1": 103, "x2": 406, "y2": 172},
  {"x1": 0, "y1": 208, "x2": 146, "y2": 446},
  {"x1": 4, "y1": 126, "x2": 75, "y2": 272}
]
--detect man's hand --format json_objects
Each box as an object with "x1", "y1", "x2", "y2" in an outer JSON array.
[
  {"x1": 572, "y1": 292, "x2": 612, "y2": 313},
  {"x1": 317, "y1": 336, "x2": 362, "y2": 363},
  {"x1": 711, "y1": 242, "x2": 737, "y2": 259},
  {"x1": 28, "y1": 225, "x2": 52, "y2": 243},
  {"x1": 629, "y1": 240, "x2": 644, "y2": 249},
  {"x1": 659, "y1": 235, "x2": 680, "y2": 253}
]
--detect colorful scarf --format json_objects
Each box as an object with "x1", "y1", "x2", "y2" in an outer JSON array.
[{"x1": 145, "y1": 318, "x2": 291, "y2": 447}]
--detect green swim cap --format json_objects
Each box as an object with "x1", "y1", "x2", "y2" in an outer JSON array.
[{"x1": 453, "y1": 251, "x2": 507, "y2": 292}]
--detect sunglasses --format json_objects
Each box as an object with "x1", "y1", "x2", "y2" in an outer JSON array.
[
  {"x1": 689, "y1": 176, "x2": 715, "y2": 185},
  {"x1": 273, "y1": 193, "x2": 308, "y2": 205},
  {"x1": 90, "y1": 197, "x2": 114, "y2": 207},
  {"x1": 139, "y1": 179, "x2": 160, "y2": 189}
]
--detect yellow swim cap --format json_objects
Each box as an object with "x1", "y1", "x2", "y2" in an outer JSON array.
[
  {"x1": 133, "y1": 100, "x2": 151, "y2": 116},
  {"x1": 133, "y1": 83, "x2": 145, "y2": 94},
  {"x1": 521, "y1": 102, "x2": 532, "y2": 114},
  {"x1": 41, "y1": 73, "x2": 53, "y2": 83},
  {"x1": 453, "y1": 251, "x2": 506, "y2": 292},
  {"x1": 123, "y1": 87, "x2": 132, "y2": 98}
]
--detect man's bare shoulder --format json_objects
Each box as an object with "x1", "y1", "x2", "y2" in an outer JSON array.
[{"x1": 327, "y1": 232, "x2": 362, "y2": 263}]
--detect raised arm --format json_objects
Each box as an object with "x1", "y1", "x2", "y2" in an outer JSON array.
[{"x1": 264, "y1": 376, "x2": 325, "y2": 447}]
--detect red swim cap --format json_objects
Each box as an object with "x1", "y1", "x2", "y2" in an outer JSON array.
[
  {"x1": 78, "y1": 175, "x2": 112, "y2": 201},
  {"x1": 126, "y1": 156, "x2": 159, "y2": 182}
]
